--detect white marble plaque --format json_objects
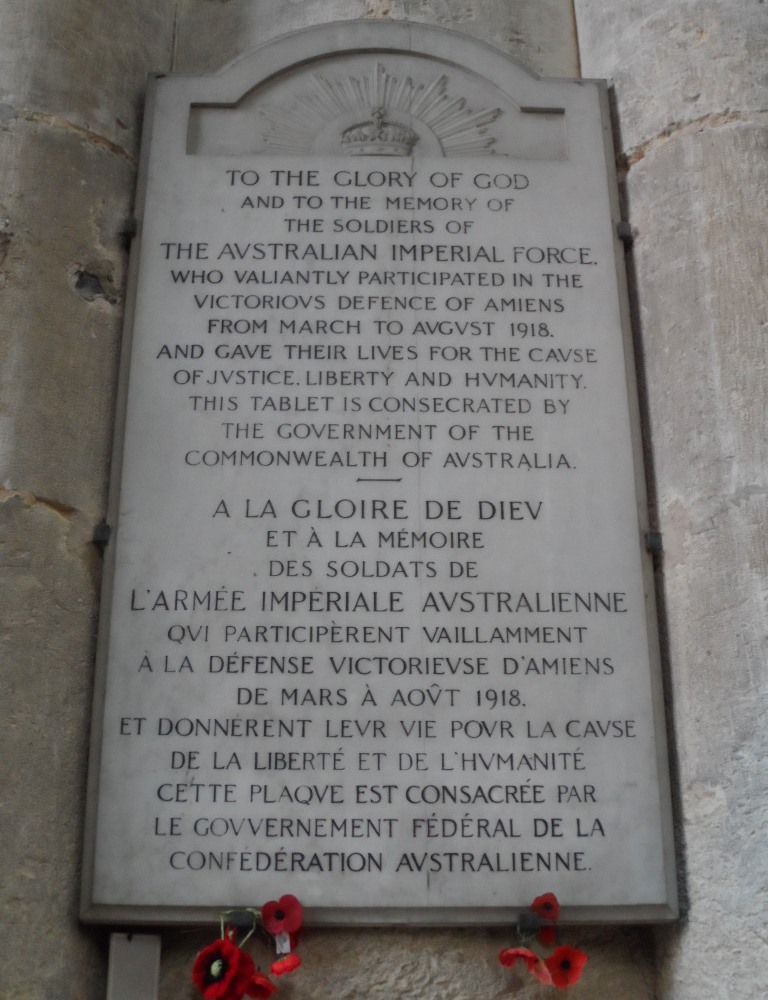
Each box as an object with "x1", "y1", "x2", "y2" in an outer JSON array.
[{"x1": 82, "y1": 22, "x2": 678, "y2": 924}]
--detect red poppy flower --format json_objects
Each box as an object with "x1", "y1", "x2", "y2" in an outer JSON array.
[
  {"x1": 270, "y1": 953, "x2": 302, "y2": 976},
  {"x1": 531, "y1": 892, "x2": 561, "y2": 922},
  {"x1": 262, "y1": 894, "x2": 303, "y2": 935},
  {"x1": 545, "y1": 945, "x2": 588, "y2": 989},
  {"x1": 192, "y1": 936, "x2": 257, "y2": 1000},
  {"x1": 245, "y1": 971, "x2": 277, "y2": 999},
  {"x1": 499, "y1": 947, "x2": 553, "y2": 985}
]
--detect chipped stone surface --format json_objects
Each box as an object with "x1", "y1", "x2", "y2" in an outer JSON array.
[{"x1": 0, "y1": 119, "x2": 132, "y2": 516}]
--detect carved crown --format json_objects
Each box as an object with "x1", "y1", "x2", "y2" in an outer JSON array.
[{"x1": 341, "y1": 107, "x2": 419, "y2": 157}]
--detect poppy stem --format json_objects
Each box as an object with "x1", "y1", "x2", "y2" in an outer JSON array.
[{"x1": 239, "y1": 908, "x2": 261, "y2": 948}]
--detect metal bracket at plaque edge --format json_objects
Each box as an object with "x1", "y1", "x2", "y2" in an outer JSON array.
[
  {"x1": 645, "y1": 531, "x2": 663, "y2": 553},
  {"x1": 119, "y1": 217, "x2": 138, "y2": 250},
  {"x1": 92, "y1": 521, "x2": 111, "y2": 552},
  {"x1": 616, "y1": 220, "x2": 634, "y2": 250}
]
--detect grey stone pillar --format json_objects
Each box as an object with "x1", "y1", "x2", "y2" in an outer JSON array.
[
  {"x1": 3, "y1": 1, "x2": 725, "y2": 996},
  {"x1": 574, "y1": 2, "x2": 768, "y2": 997},
  {"x1": 0, "y1": 4, "x2": 175, "y2": 997}
]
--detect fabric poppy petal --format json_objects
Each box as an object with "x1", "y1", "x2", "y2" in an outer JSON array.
[
  {"x1": 499, "y1": 947, "x2": 553, "y2": 985},
  {"x1": 545, "y1": 945, "x2": 588, "y2": 988},
  {"x1": 245, "y1": 971, "x2": 277, "y2": 999},
  {"x1": 499, "y1": 946, "x2": 537, "y2": 968},
  {"x1": 530, "y1": 892, "x2": 561, "y2": 922},
  {"x1": 192, "y1": 937, "x2": 257, "y2": 1000},
  {"x1": 262, "y1": 894, "x2": 303, "y2": 935},
  {"x1": 271, "y1": 953, "x2": 302, "y2": 976}
]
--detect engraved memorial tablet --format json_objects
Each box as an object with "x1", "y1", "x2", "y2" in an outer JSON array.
[{"x1": 82, "y1": 22, "x2": 678, "y2": 924}]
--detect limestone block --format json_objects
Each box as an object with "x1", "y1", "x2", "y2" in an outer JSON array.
[
  {"x1": 621, "y1": 119, "x2": 768, "y2": 999},
  {"x1": 0, "y1": 0, "x2": 175, "y2": 153},
  {"x1": 627, "y1": 122, "x2": 768, "y2": 508},
  {"x1": 575, "y1": 2, "x2": 768, "y2": 991},
  {"x1": 0, "y1": 118, "x2": 134, "y2": 517},
  {"x1": 0, "y1": 492, "x2": 105, "y2": 1000},
  {"x1": 575, "y1": 0, "x2": 768, "y2": 150},
  {"x1": 172, "y1": 0, "x2": 579, "y2": 78}
]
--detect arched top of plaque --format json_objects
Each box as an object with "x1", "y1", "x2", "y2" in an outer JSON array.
[{"x1": 176, "y1": 22, "x2": 580, "y2": 160}]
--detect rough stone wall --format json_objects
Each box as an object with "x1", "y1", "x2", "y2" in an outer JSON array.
[
  {"x1": 574, "y1": 2, "x2": 768, "y2": 998},
  {"x1": 0, "y1": 4, "x2": 176, "y2": 998},
  {"x1": 3, "y1": 0, "x2": 763, "y2": 997},
  {"x1": 170, "y1": 0, "x2": 579, "y2": 78}
]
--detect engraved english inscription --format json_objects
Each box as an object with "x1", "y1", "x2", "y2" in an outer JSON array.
[{"x1": 84, "y1": 25, "x2": 677, "y2": 925}]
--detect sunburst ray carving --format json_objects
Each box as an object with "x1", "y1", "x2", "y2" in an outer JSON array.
[{"x1": 260, "y1": 64, "x2": 501, "y2": 156}]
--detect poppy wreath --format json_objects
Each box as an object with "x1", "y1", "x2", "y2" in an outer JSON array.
[
  {"x1": 192, "y1": 898, "x2": 303, "y2": 1000},
  {"x1": 499, "y1": 893, "x2": 588, "y2": 990}
]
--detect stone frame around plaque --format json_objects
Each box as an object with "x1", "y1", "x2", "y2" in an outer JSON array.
[{"x1": 81, "y1": 20, "x2": 678, "y2": 927}]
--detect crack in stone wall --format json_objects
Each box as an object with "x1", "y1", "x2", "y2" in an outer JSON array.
[
  {"x1": 8, "y1": 109, "x2": 138, "y2": 166},
  {"x1": 0, "y1": 485, "x2": 79, "y2": 520},
  {"x1": 619, "y1": 107, "x2": 768, "y2": 175}
]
